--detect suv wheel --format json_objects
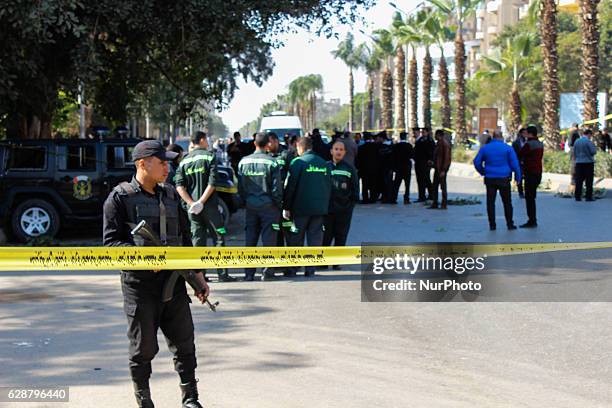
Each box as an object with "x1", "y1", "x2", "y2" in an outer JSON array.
[{"x1": 12, "y1": 199, "x2": 60, "y2": 242}]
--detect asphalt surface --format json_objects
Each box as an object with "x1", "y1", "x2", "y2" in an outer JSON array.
[{"x1": 0, "y1": 175, "x2": 611, "y2": 407}]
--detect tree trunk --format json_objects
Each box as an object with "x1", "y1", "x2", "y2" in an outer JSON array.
[
  {"x1": 422, "y1": 47, "x2": 433, "y2": 130},
  {"x1": 541, "y1": 0, "x2": 561, "y2": 148},
  {"x1": 394, "y1": 46, "x2": 406, "y2": 133},
  {"x1": 311, "y1": 93, "x2": 317, "y2": 129},
  {"x1": 408, "y1": 50, "x2": 419, "y2": 130},
  {"x1": 367, "y1": 75, "x2": 375, "y2": 130},
  {"x1": 381, "y1": 67, "x2": 394, "y2": 130},
  {"x1": 349, "y1": 69, "x2": 354, "y2": 131},
  {"x1": 579, "y1": 0, "x2": 600, "y2": 127},
  {"x1": 438, "y1": 52, "x2": 451, "y2": 129},
  {"x1": 454, "y1": 33, "x2": 467, "y2": 143},
  {"x1": 510, "y1": 82, "x2": 522, "y2": 134}
]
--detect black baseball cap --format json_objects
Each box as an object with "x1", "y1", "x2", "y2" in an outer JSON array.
[{"x1": 132, "y1": 140, "x2": 178, "y2": 161}]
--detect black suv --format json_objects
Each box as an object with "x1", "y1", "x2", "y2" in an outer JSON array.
[{"x1": 0, "y1": 139, "x2": 239, "y2": 242}]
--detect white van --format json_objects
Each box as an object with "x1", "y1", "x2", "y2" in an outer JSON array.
[{"x1": 259, "y1": 111, "x2": 303, "y2": 139}]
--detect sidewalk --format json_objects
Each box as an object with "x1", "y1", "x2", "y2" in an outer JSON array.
[{"x1": 449, "y1": 161, "x2": 612, "y2": 190}]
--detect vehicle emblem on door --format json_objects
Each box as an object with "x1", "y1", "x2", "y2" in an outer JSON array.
[{"x1": 73, "y1": 175, "x2": 92, "y2": 200}]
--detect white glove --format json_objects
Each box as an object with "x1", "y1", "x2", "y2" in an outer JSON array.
[
  {"x1": 188, "y1": 201, "x2": 204, "y2": 215},
  {"x1": 282, "y1": 210, "x2": 291, "y2": 220}
]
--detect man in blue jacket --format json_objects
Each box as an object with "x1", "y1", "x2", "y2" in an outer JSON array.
[{"x1": 473, "y1": 130, "x2": 522, "y2": 231}]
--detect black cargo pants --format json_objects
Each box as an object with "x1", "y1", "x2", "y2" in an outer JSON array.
[
  {"x1": 245, "y1": 203, "x2": 280, "y2": 277},
  {"x1": 121, "y1": 271, "x2": 196, "y2": 387}
]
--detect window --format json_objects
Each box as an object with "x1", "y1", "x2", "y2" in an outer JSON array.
[
  {"x1": 106, "y1": 146, "x2": 135, "y2": 169},
  {"x1": 58, "y1": 145, "x2": 96, "y2": 171},
  {"x1": 6, "y1": 145, "x2": 47, "y2": 170}
]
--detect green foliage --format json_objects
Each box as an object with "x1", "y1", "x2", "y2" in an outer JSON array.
[
  {"x1": 467, "y1": 9, "x2": 611, "y2": 131},
  {"x1": 52, "y1": 91, "x2": 79, "y2": 137},
  {"x1": 451, "y1": 147, "x2": 476, "y2": 164},
  {"x1": 594, "y1": 152, "x2": 612, "y2": 178},
  {"x1": 542, "y1": 151, "x2": 571, "y2": 174},
  {"x1": 0, "y1": 0, "x2": 374, "y2": 136}
]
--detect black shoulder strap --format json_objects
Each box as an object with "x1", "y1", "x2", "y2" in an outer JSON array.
[{"x1": 116, "y1": 181, "x2": 137, "y2": 195}]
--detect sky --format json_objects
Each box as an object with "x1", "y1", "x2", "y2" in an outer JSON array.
[{"x1": 218, "y1": 1, "x2": 422, "y2": 132}]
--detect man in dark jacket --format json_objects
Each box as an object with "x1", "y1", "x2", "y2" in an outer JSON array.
[
  {"x1": 238, "y1": 133, "x2": 283, "y2": 281},
  {"x1": 573, "y1": 128, "x2": 598, "y2": 202},
  {"x1": 341, "y1": 131, "x2": 358, "y2": 167},
  {"x1": 283, "y1": 136, "x2": 332, "y2": 276},
  {"x1": 392, "y1": 131, "x2": 414, "y2": 204},
  {"x1": 227, "y1": 131, "x2": 251, "y2": 173},
  {"x1": 429, "y1": 130, "x2": 452, "y2": 209},
  {"x1": 165, "y1": 143, "x2": 184, "y2": 186},
  {"x1": 311, "y1": 128, "x2": 331, "y2": 161},
  {"x1": 356, "y1": 132, "x2": 378, "y2": 203},
  {"x1": 376, "y1": 131, "x2": 395, "y2": 203},
  {"x1": 414, "y1": 127, "x2": 435, "y2": 202},
  {"x1": 323, "y1": 140, "x2": 359, "y2": 270},
  {"x1": 512, "y1": 128, "x2": 527, "y2": 198},
  {"x1": 266, "y1": 132, "x2": 293, "y2": 181},
  {"x1": 473, "y1": 130, "x2": 522, "y2": 230},
  {"x1": 518, "y1": 125, "x2": 544, "y2": 227},
  {"x1": 266, "y1": 132, "x2": 294, "y2": 247}
]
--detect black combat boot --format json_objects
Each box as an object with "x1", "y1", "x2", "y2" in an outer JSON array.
[
  {"x1": 180, "y1": 380, "x2": 203, "y2": 408},
  {"x1": 217, "y1": 268, "x2": 237, "y2": 282},
  {"x1": 133, "y1": 383, "x2": 154, "y2": 408}
]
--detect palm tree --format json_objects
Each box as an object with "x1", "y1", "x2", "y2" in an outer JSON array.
[
  {"x1": 372, "y1": 29, "x2": 396, "y2": 130},
  {"x1": 529, "y1": 0, "x2": 560, "y2": 148},
  {"x1": 332, "y1": 33, "x2": 366, "y2": 131},
  {"x1": 361, "y1": 44, "x2": 382, "y2": 130},
  {"x1": 393, "y1": 16, "x2": 422, "y2": 130},
  {"x1": 476, "y1": 33, "x2": 535, "y2": 133},
  {"x1": 303, "y1": 74, "x2": 324, "y2": 129},
  {"x1": 389, "y1": 12, "x2": 407, "y2": 133},
  {"x1": 425, "y1": 13, "x2": 454, "y2": 129},
  {"x1": 415, "y1": 9, "x2": 438, "y2": 130},
  {"x1": 579, "y1": 0, "x2": 601, "y2": 127},
  {"x1": 429, "y1": 0, "x2": 482, "y2": 143}
]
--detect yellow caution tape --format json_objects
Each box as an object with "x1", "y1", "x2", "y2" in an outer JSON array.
[
  {"x1": 0, "y1": 242, "x2": 611, "y2": 271},
  {"x1": 559, "y1": 113, "x2": 612, "y2": 135}
]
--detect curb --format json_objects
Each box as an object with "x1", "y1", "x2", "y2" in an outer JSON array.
[{"x1": 448, "y1": 162, "x2": 612, "y2": 190}]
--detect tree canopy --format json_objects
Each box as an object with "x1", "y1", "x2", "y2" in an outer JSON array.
[{"x1": 0, "y1": 0, "x2": 373, "y2": 138}]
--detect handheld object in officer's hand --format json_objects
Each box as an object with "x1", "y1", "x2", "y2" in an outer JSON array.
[{"x1": 128, "y1": 220, "x2": 219, "y2": 312}]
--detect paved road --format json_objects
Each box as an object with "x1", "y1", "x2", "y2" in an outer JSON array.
[{"x1": 0, "y1": 175, "x2": 611, "y2": 407}]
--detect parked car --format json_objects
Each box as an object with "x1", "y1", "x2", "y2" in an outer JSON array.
[{"x1": 0, "y1": 138, "x2": 238, "y2": 242}]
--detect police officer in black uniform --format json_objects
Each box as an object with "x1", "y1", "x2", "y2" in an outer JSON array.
[
  {"x1": 103, "y1": 140, "x2": 209, "y2": 408},
  {"x1": 414, "y1": 127, "x2": 435, "y2": 202},
  {"x1": 355, "y1": 132, "x2": 378, "y2": 203},
  {"x1": 238, "y1": 132, "x2": 283, "y2": 281},
  {"x1": 392, "y1": 131, "x2": 414, "y2": 204}
]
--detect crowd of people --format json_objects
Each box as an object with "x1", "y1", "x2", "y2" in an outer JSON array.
[
  {"x1": 163, "y1": 127, "x2": 458, "y2": 281},
  {"x1": 162, "y1": 124, "x2": 607, "y2": 280}
]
